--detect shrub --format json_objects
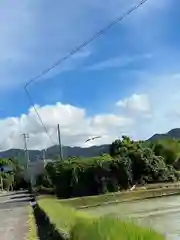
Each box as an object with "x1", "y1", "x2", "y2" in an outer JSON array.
[{"x1": 46, "y1": 136, "x2": 179, "y2": 199}]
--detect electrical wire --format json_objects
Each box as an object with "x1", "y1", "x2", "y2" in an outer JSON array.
[
  {"x1": 24, "y1": 0, "x2": 148, "y2": 145},
  {"x1": 24, "y1": 0, "x2": 148, "y2": 88},
  {"x1": 24, "y1": 88, "x2": 56, "y2": 145}
]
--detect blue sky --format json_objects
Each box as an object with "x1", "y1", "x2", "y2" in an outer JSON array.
[{"x1": 0, "y1": 0, "x2": 180, "y2": 150}]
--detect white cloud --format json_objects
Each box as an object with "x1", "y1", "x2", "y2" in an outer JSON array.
[
  {"x1": 117, "y1": 93, "x2": 151, "y2": 117},
  {"x1": 121, "y1": 72, "x2": 180, "y2": 140},
  {"x1": 0, "y1": 102, "x2": 134, "y2": 151},
  {"x1": 0, "y1": 0, "x2": 178, "y2": 151},
  {"x1": 1, "y1": 73, "x2": 180, "y2": 151}
]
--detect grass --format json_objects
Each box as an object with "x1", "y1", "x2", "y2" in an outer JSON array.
[
  {"x1": 143, "y1": 182, "x2": 180, "y2": 189},
  {"x1": 71, "y1": 216, "x2": 165, "y2": 240},
  {"x1": 36, "y1": 182, "x2": 180, "y2": 207},
  {"x1": 27, "y1": 206, "x2": 38, "y2": 240},
  {"x1": 38, "y1": 198, "x2": 92, "y2": 235},
  {"x1": 38, "y1": 198, "x2": 165, "y2": 240}
]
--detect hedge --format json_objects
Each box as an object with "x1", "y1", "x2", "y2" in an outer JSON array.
[
  {"x1": 46, "y1": 155, "x2": 122, "y2": 198},
  {"x1": 46, "y1": 152, "x2": 179, "y2": 199}
]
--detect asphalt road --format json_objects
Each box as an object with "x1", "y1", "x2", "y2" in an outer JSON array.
[{"x1": 0, "y1": 190, "x2": 32, "y2": 240}]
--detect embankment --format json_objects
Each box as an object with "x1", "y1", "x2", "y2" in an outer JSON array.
[
  {"x1": 59, "y1": 185, "x2": 180, "y2": 208},
  {"x1": 28, "y1": 198, "x2": 165, "y2": 240}
]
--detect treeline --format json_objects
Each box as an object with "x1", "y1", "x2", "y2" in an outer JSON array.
[
  {"x1": 0, "y1": 158, "x2": 28, "y2": 191},
  {"x1": 39, "y1": 136, "x2": 180, "y2": 198}
]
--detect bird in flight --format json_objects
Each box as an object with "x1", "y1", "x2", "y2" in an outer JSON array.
[{"x1": 85, "y1": 136, "x2": 101, "y2": 143}]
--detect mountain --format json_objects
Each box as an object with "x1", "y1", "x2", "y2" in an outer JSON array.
[
  {"x1": 1, "y1": 128, "x2": 180, "y2": 162},
  {"x1": 0, "y1": 144, "x2": 110, "y2": 162},
  {"x1": 47, "y1": 145, "x2": 110, "y2": 159},
  {"x1": 149, "y1": 128, "x2": 180, "y2": 141}
]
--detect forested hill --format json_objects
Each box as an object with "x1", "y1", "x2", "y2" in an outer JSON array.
[
  {"x1": 0, "y1": 144, "x2": 110, "y2": 162},
  {"x1": 1, "y1": 128, "x2": 180, "y2": 162},
  {"x1": 148, "y1": 128, "x2": 180, "y2": 141}
]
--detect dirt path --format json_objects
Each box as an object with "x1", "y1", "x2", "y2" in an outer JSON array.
[{"x1": 0, "y1": 191, "x2": 31, "y2": 240}]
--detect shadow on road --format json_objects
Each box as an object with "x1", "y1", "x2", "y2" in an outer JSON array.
[
  {"x1": 0, "y1": 192, "x2": 17, "y2": 198},
  {"x1": 10, "y1": 195, "x2": 30, "y2": 200},
  {"x1": 11, "y1": 198, "x2": 32, "y2": 203},
  {"x1": 0, "y1": 199, "x2": 31, "y2": 210},
  {"x1": 33, "y1": 204, "x2": 64, "y2": 240},
  {"x1": 0, "y1": 192, "x2": 33, "y2": 210},
  {"x1": 0, "y1": 190, "x2": 29, "y2": 198}
]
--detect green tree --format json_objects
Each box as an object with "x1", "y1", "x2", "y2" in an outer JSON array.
[{"x1": 150, "y1": 139, "x2": 180, "y2": 165}]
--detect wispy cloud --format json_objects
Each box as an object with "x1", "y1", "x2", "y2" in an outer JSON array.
[
  {"x1": 0, "y1": 0, "x2": 180, "y2": 150},
  {"x1": 0, "y1": 1, "x2": 95, "y2": 90},
  {"x1": 0, "y1": 0, "x2": 157, "y2": 91},
  {"x1": 85, "y1": 54, "x2": 152, "y2": 71},
  {"x1": 0, "y1": 0, "x2": 141, "y2": 91},
  {"x1": 71, "y1": 50, "x2": 92, "y2": 59}
]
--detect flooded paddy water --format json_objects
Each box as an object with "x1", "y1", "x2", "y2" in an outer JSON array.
[{"x1": 82, "y1": 195, "x2": 180, "y2": 239}]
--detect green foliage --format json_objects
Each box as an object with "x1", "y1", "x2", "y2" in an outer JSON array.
[
  {"x1": 149, "y1": 138, "x2": 180, "y2": 165},
  {"x1": 46, "y1": 155, "x2": 115, "y2": 198},
  {"x1": 110, "y1": 136, "x2": 136, "y2": 157},
  {"x1": 45, "y1": 136, "x2": 180, "y2": 199},
  {"x1": 0, "y1": 157, "x2": 28, "y2": 191},
  {"x1": 36, "y1": 173, "x2": 53, "y2": 188}
]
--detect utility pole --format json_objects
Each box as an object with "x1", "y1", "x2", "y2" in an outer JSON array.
[
  {"x1": 42, "y1": 149, "x2": 46, "y2": 161},
  {"x1": 0, "y1": 169, "x2": 3, "y2": 191},
  {"x1": 22, "y1": 133, "x2": 31, "y2": 187},
  {"x1": 22, "y1": 133, "x2": 30, "y2": 168},
  {"x1": 57, "y1": 124, "x2": 63, "y2": 161}
]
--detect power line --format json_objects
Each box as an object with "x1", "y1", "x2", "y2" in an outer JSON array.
[
  {"x1": 24, "y1": 0, "x2": 148, "y2": 88},
  {"x1": 24, "y1": 0, "x2": 148, "y2": 145},
  {"x1": 24, "y1": 88, "x2": 56, "y2": 145}
]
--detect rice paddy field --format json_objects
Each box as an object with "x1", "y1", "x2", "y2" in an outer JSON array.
[
  {"x1": 29, "y1": 198, "x2": 165, "y2": 240},
  {"x1": 29, "y1": 185, "x2": 180, "y2": 239},
  {"x1": 82, "y1": 195, "x2": 180, "y2": 240}
]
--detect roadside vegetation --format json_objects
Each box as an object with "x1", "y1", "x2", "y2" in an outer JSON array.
[
  {"x1": 27, "y1": 206, "x2": 38, "y2": 240},
  {"x1": 28, "y1": 136, "x2": 180, "y2": 240},
  {"x1": 0, "y1": 158, "x2": 28, "y2": 191},
  {"x1": 35, "y1": 136, "x2": 180, "y2": 199},
  {"x1": 30, "y1": 136, "x2": 180, "y2": 239},
  {"x1": 1, "y1": 137, "x2": 178, "y2": 239}
]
